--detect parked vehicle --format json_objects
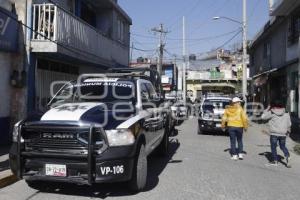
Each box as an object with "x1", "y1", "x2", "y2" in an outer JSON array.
[
  {"x1": 109, "y1": 67, "x2": 163, "y2": 95},
  {"x1": 198, "y1": 95, "x2": 231, "y2": 134},
  {"x1": 165, "y1": 91, "x2": 188, "y2": 125},
  {"x1": 9, "y1": 72, "x2": 172, "y2": 192},
  {"x1": 165, "y1": 90, "x2": 177, "y2": 101},
  {"x1": 110, "y1": 67, "x2": 176, "y2": 134}
]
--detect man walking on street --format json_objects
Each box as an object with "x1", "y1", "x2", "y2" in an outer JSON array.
[
  {"x1": 261, "y1": 101, "x2": 292, "y2": 168},
  {"x1": 222, "y1": 97, "x2": 248, "y2": 161}
]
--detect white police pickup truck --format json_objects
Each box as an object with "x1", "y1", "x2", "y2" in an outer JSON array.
[
  {"x1": 9, "y1": 73, "x2": 171, "y2": 192},
  {"x1": 198, "y1": 95, "x2": 231, "y2": 134}
]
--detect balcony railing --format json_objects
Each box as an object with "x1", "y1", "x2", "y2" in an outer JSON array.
[
  {"x1": 32, "y1": 3, "x2": 128, "y2": 66},
  {"x1": 32, "y1": 4, "x2": 56, "y2": 40}
]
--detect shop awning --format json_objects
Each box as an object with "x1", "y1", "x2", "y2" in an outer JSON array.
[
  {"x1": 252, "y1": 68, "x2": 278, "y2": 79},
  {"x1": 252, "y1": 68, "x2": 278, "y2": 86},
  {"x1": 254, "y1": 75, "x2": 268, "y2": 86},
  {"x1": 201, "y1": 83, "x2": 235, "y2": 88}
]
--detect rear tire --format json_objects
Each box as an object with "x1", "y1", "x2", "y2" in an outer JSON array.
[{"x1": 129, "y1": 144, "x2": 147, "y2": 192}]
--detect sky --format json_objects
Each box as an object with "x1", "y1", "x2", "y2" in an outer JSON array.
[{"x1": 118, "y1": 0, "x2": 270, "y2": 61}]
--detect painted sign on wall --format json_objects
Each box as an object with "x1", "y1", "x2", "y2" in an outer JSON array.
[{"x1": 0, "y1": 7, "x2": 18, "y2": 52}]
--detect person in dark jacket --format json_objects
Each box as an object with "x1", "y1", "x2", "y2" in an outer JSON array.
[{"x1": 261, "y1": 101, "x2": 292, "y2": 167}]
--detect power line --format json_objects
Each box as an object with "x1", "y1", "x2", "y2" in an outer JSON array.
[
  {"x1": 215, "y1": 30, "x2": 242, "y2": 50},
  {"x1": 130, "y1": 37, "x2": 157, "y2": 61},
  {"x1": 189, "y1": 0, "x2": 229, "y2": 35},
  {"x1": 130, "y1": 47, "x2": 156, "y2": 52},
  {"x1": 164, "y1": 29, "x2": 242, "y2": 51},
  {"x1": 162, "y1": 31, "x2": 242, "y2": 60},
  {"x1": 167, "y1": 0, "x2": 203, "y2": 30},
  {"x1": 132, "y1": 28, "x2": 241, "y2": 43},
  {"x1": 249, "y1": 0, "x2": 262, "y2": 20},
  {"x1": 163, "y1": 49, "x2": 176, "y2": 58},
  {"x1": 131, "y1": 36, "x2": 157, "y2": 50},
  {"x1": 166, "y1": 28, "x2": 242, "y2": 41},
  {"x1": 149, "y1": 49, "x2": 159, "y2": 60},
  {"x1": 131, "y1": 33, "x2": 157, "y2": 39},
  {"x1": 151, "y1": 24, "x2": 169, "y2": 75}
]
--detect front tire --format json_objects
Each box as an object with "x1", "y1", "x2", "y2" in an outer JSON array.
[
  {"x1": 129, "y1": 144, "x2": 147, "y2": 192},
  {"x1": 197, "y1": 125, "x2": 203, "y2": 135},
  {"x1": 157, "y1": 131, "x2": 169, "y2": 156}
]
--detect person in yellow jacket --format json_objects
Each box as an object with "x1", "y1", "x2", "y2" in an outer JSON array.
[{"x1": 221, "y1": 97, "x2": 249, "y2": 160}]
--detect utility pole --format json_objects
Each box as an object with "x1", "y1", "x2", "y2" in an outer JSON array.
[
  {"x1": 242, "y1": 0, "x2": 248, "y2": 104},
  {"x1": 174, "y1": 55, "x2": 177, "y2": 91},
  {"x1": 151, "y1": 24, "x2": 168, "y2": 76},
  {"x1": 130, "y1": 42, "x2": 134, "y2": 65},
  {"x1": 182, "y1": 16, "x2": 187, "y2": 105}
]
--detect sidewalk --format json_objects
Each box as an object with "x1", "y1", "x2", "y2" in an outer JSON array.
[
  {"x1": 0, "y1": 145, "x2": 17, "y2": 188},
  {"x1": 249, "y1": 121, "x2": 299, "y2": 154}
]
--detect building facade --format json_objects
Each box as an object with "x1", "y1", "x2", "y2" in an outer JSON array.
[
  {"x1": 250, "y1": 0, "x2": 300, "y2": 117},
  {"x1": 0, "y1": 0, "x2": 131, "y2": 144},
  {"x1": 186, "y1": 50, "x2": 244, "y2": 102}
]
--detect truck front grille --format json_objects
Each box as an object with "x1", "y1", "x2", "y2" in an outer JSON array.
[
  {"x1": 22, "y1": 126, "x2": 104, "y2": 154},
  {"x1": 26, "y1": 136, "x2": 86, "y2": 150}
]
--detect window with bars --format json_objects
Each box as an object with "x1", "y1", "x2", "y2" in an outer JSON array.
[
  {"x1": 263, "y1": 41, "x2": 271, "y2": 68},
  {"x1": 117, "y1": 17, "x2": 125, "y2": 43}
]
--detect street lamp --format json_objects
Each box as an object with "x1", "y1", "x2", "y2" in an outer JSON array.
[
  {"x1": 212, "y1": 16, "x2": 242, "y2": 25},
  {"x1": 213, "y1": 1, "x2": 248, "y2": 105}
]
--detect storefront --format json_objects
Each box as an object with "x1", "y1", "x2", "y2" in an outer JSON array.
[{"x1": 253, "y1": 63, "x2": 299, "y2": 116}]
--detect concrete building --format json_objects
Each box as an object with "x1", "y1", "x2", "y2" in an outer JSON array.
[
  {"x1": 0, "y1": 0, "x2": 25, "y2": 144},
  {"x1": 249, "y1": 0, "x2": 300, "y2": 117},
  {"x1": 186, "y1": 50, "x2": 244, "y2": 102},
  {"x1": 0, "y1": 0, "x2": 131, "y2": 144}
]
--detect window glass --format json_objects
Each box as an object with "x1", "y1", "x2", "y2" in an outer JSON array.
[
  {"x1": 50, "y1": 81, "x2": 135, "y2": 107},
  {"x1": 202, "y1": 99, "x2": 230, "y2": 112},
  {"x1": 145, "y1": 83, "x2": 156, "y2": 100}
]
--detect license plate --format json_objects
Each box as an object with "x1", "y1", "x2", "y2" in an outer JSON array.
[
  {"x1": 100, "y1": 165, "x2": 125, "y2": 176},
  {"x1": 45, "y1": 164, "x2": 66, "y2": 177},
  {"x1": 216, "y1": 124, "x2": 221, "y2": 128}
]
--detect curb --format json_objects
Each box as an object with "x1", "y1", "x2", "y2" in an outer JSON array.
[{"x1": 0, "y1": 170, "x2": 18, "y2": 188}]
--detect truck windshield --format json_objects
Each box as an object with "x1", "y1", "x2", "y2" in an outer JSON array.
[
  {"x1": 203, "y1": 99, "x2": 230, "y2": 112},
  {"x1": 49, "y1": 81, "x2": 135, "y2": 106}
]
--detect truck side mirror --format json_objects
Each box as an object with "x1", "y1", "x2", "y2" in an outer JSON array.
[
  {"x1": 141, "y1": 92, "x2": 149, "y2": 102},
  {"x1": 151, "y1": 93, "x2": 160, "y2": 102}
]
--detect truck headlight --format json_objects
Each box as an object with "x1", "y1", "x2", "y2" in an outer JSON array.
[
  {"x1": 203, "y1": 113, "x2": 210, "y2": 119},
  {"x1": 105, "y1": 129, "x2": 135, "y2": 146},
  {"x1": 12, "y1": 122, "x2": 24, "y2": 143}
]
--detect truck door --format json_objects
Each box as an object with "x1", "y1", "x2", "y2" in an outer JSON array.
[
  {"x1": 140, "y1": 82, "x2": 156, "y2": 151},
  {"x1": 145, "y1": 82, "x2": 165, "y2": 144}
]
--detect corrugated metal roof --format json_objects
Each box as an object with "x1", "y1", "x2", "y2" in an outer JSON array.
[{"x1": 188, "y1": 59, "x2": 221, "y2": 71}]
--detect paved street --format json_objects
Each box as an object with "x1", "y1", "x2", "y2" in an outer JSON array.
[{"x1": 1, "y1": 118, "x2": 300, "y2": 200}]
